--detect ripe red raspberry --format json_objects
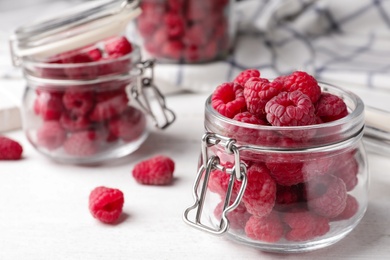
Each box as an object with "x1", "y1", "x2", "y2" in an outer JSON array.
[
  {"x1": 208, "y1": 162, "x2": 236, "y2": 197},
  {"x1": 236, "y1": 163, "x2": 276, "y2": 217},
  {"x1": 214, "y1": 201, "x2": 250, "y2": 230},
  {"x1": 63, "y1": 89, "x2": 94, "y2": 116},
  {"x1": 36, "y1": 121, "x2": 67, "y2": 151},
  {"x1": 35, "y1": 91, "x2": 64, "y2": 121},
  {"x1": 0, "y1": 136, "x2": 23, "y2": 160},
  {"x1": 89, "y1": 186, "x2": 124, "y2": 224},
  {"x1": 63, "y1": 130, "x2": 99, "y2": 157},
  {"x1": 277, "y1": 71, "x2": 321, "y2": 103},
  {"x1": 108, "y1": 106, "x2": 146, "y2": 142},
  {"x1": 243, "y1": 77, "x2": 284, "y2": 118},
  {"x1": 306, "y1": 175, "x2": 347, "y2": 218},
  {"x1": 90, "y1": 90, "x2": 129, "y2": 121},
  {"x1": 163, "y1": 12, "x2": 185, "y2": 38},
  {"x1": 86, "y1": 48, "x2": 102, "y2": 61},
  {"x1": 211, "y1": 82, "x2": 246, "y2": 119},
  {"x1": 60, "y1": 112, "x2": 91, "y2": 132},
  {"x1": 245, "y1": 211, "x2": 284, "y2": 243},
  {"x1": 233, "y1": 111, "x2": 268, "y2": 125},
  {"x1": 227, "y1": 112, "x2": 268, "y2": 144},
  {"x1": 233, "y1": 69, "x2": 261, "y2": 85},
  {"x1": 283, "y1": 209, "x2": 330, "y2": 241},
  {"x1": 104, "y1": 36, "x2": 133, "y2": 56},
  {"x1": 333, "y1": 194, "x2": 359, "y2": 221},
  {"x1": 132, "y1": 155, "x2": 175, "y2": 185},
  {"x1": 315, "y1": 93, "x2": 348, "y2": 122},
  {"x1": 265, "y1": 90, "x2": 316, "y2": 127},
  {"x1": 331, "y1": 152, "x2": 358, "y2": 191},
  {"x1": 266, "y1": 160, "x2": 304, "y2": 186},
  {"x1": 60, "y1": 52, "x2": 98, "y2": 79}
]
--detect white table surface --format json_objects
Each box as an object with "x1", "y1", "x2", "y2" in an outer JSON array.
[{"x1": 1, "y1": 79, "x2": 390, "y2": 260}]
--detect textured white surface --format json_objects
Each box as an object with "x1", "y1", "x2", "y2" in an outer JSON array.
[{"x1": 1, "y1": 78, "x2": 390, "y2": 259}]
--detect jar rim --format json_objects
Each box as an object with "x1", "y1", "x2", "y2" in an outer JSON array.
[{"x1": 205, "y1": 82, "x2": 365, "y2": 131}]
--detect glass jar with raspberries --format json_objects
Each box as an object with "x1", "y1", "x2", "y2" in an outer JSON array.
[
  {"x1": 135, "y1": 0, "x2": 235, "y2": 63},
  {"x1": 10, "y1": 0, "x2": 175, "y2": 164},
  {"x1": 184, "y1": 70, "x2": 369, "y2": 252}
]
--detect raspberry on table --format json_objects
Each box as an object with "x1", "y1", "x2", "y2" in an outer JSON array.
[
  {"x1": 108, "y1": 106, "x2": 146, "y2": 142},
  {"x1": 62, "y1": 89, "x2": 95, "y2": 116},
  {"x1": 89, "y1": 186, "x2": 124, "y2": 224},
  {"x1": 236, "y1": 163, "x2": 276, "y2": 217},
  {"x1": 36, "y1": 121, "x2": 67, "y2": 151},
  {"x1": 243, "y1": 77, "x2": 284, "y2": 118},
  {"x1": 283, "y1": 209, "x2": 330, "y2": 241},
  {"x1": 245, "y1": 211, "x2": 284, "y2": 243},
  {"x1": 265, "y1": 90, "x2": 316, "y2": 127},
  {"x1": 277, "y1": 71, "x2": 321, "y2": 103},
  {"x1": 306, "y1": 175, "x2": 347, "y2": 218},
  {"x1": 214, "y1": 200, "x2": 250, "y2": 230},
  {"x1": 63, "y1": 130, "x2": 99, "y2": 157},
  {"x1": 211, "y1": 82, "x2": 246, "y2": 119},
  {"x1": 0, "y1": 136, "x2": 23, "y2": 160},
  {"x1": 132, "y1": 155, "x2": 175, "y2": 185},
  {"x1": 233, "y1": 69, "x2": 261, "y2": 86},
  {"x1": 315, "y1": 93, "x2": 348, "y2": 122},
  {"x1": 104, "y1": 36, "x2": 133, "y2": 56}
]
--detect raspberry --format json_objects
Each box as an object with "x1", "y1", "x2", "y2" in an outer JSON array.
[
  {"x1": 35, "y1": 91, "x2": 64, "y2": 121},
  {"x1": 315, "y1": 93, "x2": 348, "y2": 122},
  {"x1": 87, "y1": 48, "x2": 102, "y2": 61},
  {"x1": 333, "y1": 194, "x2": 359, "y2": 220},
  {"x1": 104, "y1": 36, "x2": 133, "y2": 56},
  {"x1": 227, "y1": 112, "x2": 268, "y2": 144},
  {"x1": 108, "y1": 106, "x2": 146, "y2": 142},
  {"x1": 232, "y1": 111, "x2": 267, "y2": 125},
  {"x1": 36, "y1": 121, "x2": 67, "y2": 151},
  {"x1": 0, "y1": 136, "x2": 23, "y2": 160},
  {"x1": 243, "y1": 78, "x2": 284, "y2": 118},
  {"x1": 277, "y1": 71, "x2": 321, "y2": 103},
  {"x1": 266, "y1": 160, "x2": 304, "y2": 186},
  {"x1": 132, "y1": 155, "x2": 175, "y2": 185},
  {"x1": 163, "y1": 12, "x2": 185, "y2": 38},
  {"x1": 283, "y1": 209, "x2": 330, "y2": 241},
  {"x1": 208, "y1": 162, "x2": 235, "y2": 197},
  {"x1": 265, "y1": 90, "x2": 316, "y2": 127},
  {"x1": 61, "y1": 52, "x2": 98, "y2": 79},
  {"x1": 331, "y1": 152, "x2": 358, "y2": 191},
  {"x1": 214, "y1": 201, "x2": 250, "y2": 230},
  {"x1": 89, "y1": 186, "x2": 124, "y2": 224},
  {"x1": 90, "y1": 90, "x2": 129, "y2": 121},
  {"x1": 237, "y1": 163, "x2": 276, "y2": 217},
  {"x1": 306, "y1": 175, "x2": 347, "y2": 218},
  {"x1": 233, "y1": 69, "x2": 260, "y2": 85},
  {"x1": 60, "y1": 112, "x2": 90, "y2": 132},
  {"x1": 211, "y1": 82, "x2": 246, "y2": 119},
  {"x1": 63, "y1": 89, "x2": 94, "y2": 116},
  {"x1": 274, "y1": 184, "x2": 302, "y2": 211},
  {"x1": 302, "y1": 156, "x2": 334, "y2": 181},
  {"x1": 245, "y1": 212, "x2": 284, "y2": 243},
  {"x1": 63, "y1": 130, "x2": 99, "y2": 157}
]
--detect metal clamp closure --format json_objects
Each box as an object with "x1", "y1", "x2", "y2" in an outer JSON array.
[
  {"x1": 131, "y1": 59, "x2": 176, "y2": 129},
  {"x1": 183, "y1": 133, "x2": 247, "y2": 235}
]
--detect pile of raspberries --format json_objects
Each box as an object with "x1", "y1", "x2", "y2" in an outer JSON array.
[
  {"x1": 32, "y1": 36, "x2": 146, "y2": 157},
  {"x1": 209, "y1": 70, "x2": 359, "y2": 242},
  {"x1": 137, "y1": 0, "x2": 229, "y2": 62}
]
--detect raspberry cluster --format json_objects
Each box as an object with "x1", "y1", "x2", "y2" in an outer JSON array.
[
  {"x1": 209, "y1": 70, "x2": 360, "y2": 243},
  {"x1": 137, "y1": 0, "x2": 230, "y2": 63},
  {"x1": 33, "y1": 37, "x2": 146, "y2": 158}
]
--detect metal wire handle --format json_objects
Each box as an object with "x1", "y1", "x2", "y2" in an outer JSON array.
[
  {"x1": 131, "y1": 59, "x2": 176, "y2": 130},
  {"x1": 183, "y1": 133, "x2": 247, "y2": 235}
]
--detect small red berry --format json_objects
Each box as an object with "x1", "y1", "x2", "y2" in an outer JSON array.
[
  {"x1": 104, "y1": 36, "x2": 133, "y2": 56},
  {"x1": 89, "y1": 186, "x2": 124, "y2": 224},
  {"x1": 211, "y1": 82, "x2": 246, "y2": 119},
  {"x1": 36, "y1": 121, "x2": 67, "y2": 151},
  {"x1": 233, "y1": 69, "x2": 261, "y2": 86},
  {"x1": 132, "y1": 155, "x2": 175, "y2": 185},
  {"x1": 245, "y1": 211, "x2": 284, "y2": 243},
  {"x1": 0, "y1": 136, "x2": 23, "y2": 160}
]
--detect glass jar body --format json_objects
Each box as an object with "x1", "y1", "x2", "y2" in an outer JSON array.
[
  {"x1": 135, "y1": 0, "x2": 236, "y2": 63},
  {"x1": 197, "y1": 83, "x2": 368, "y2": 252},
  {"x1": 20, "y1": 46, "x2": 149, "y2": 164}
]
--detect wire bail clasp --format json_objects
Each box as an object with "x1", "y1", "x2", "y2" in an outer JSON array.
[
  {"x1": 131, "y1": 59, "x2": 176, "y2": 129},
  {"x1": 183, "y1": 133, "x2": 247, "y2": 235}
]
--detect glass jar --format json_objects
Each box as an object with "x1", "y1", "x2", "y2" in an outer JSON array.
[
  {"x1": 184, "y1": 83, "x2": 369, "y2": 253},
  {"x1": 134, "y1": 0, "x2": 236, "y2": 63},
  {"x1": 9, "y1": 0, "x2": 176, "y2": 164}
]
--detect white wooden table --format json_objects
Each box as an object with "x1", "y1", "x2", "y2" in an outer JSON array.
[{"x1": 1, "y1": 78, "x2": 390, "y2": 260}]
